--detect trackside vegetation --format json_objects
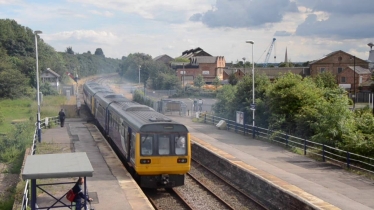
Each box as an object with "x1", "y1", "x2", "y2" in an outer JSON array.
[{"x1": 213, "y1": 72, "x2": 374, "y2": 157}]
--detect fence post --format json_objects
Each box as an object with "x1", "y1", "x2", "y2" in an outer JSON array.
[
  {"x1": 235, "y1": 123, "x2": 237, "y2": 133},
  {"x1": 212, "y1": 116, "x2": 215, "y2": 125},
  {"x1": 347, "y1": 152, "x2": 350, "y2": 169},
  {"x1": 227, "y1": 123, "x2": 230, "y2": 131},
  {"x1": 244, "y1": 124, "x2": 246, "y2": 136},
  {"x1": 204, "y1": 114, "x2": 206, "y2": 123},
  {"x1": 304, "y1": 139, "x2": 307, "y2": 155},
  {"x1": 252, "y1": 126, "x2": 255, "y2": 138},
  {"x1": 322, "y1": 144, "x2": 325, "y2": 162},
  {"x1": 286, "y1": 134, "x2": 289, "y2": 147}
]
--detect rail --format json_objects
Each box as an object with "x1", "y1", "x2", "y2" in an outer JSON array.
[
  {"x1": 202, "y1": 113, "x2": 374, "y2": 174},
  {"x1": 21, "y1": 116, "x2": 59, "y2": 210}
]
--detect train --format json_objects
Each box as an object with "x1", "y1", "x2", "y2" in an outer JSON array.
[{"x1": 83, "y1": 82, "x2": 191, "y2": 188}]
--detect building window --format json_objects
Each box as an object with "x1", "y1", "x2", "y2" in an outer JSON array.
[
  {"x1": 338, "y1": 67, "x2": 343, "y2": 73},
  {"x1": 341, "y1": 77, "x2": 346, "y2": 83},
  {"x1": 320, "y1": 67, "x2": 326, "y2": 73}
]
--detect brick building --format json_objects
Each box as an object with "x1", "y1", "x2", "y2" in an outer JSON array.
[
  {"x1": 176, "y1": 56, "x2": 226, "y2": 84},
  {"x1": 153, "y1": 54, "x2": 173, "y2": 65},
  {"x1": 309, "y1": 50, "x2": 370, "y2": 92},
  {"x1": 338, "y1": 66, "x2": 372, "y2": 91}
]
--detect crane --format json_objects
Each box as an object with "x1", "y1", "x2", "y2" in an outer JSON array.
[{"x1": 263, "y1": 38, "x2": 276, "y2": 67}]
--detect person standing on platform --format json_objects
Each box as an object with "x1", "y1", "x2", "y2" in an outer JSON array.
[
  {"x1": 58, "y1": 109, "x2": 66, "y2": 127},
  {"x1": 72, "y1": 177, "x2": 93, "y2": 210}
]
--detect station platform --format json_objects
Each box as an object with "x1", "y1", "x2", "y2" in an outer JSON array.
[
  {"x1": 38, "y1": 118, "x2": 153, "y2": 210},
  {"x1": 167, "y1": 115, "x2": 374, "y2": 210}
]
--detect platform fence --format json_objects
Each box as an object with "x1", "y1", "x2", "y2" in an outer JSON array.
[
  {"x1": 21, "y1": 116, "x2": 59, "y2": 210},
  {"x1": 202, "y1": 113, "x2": 374, "y2": 174}
]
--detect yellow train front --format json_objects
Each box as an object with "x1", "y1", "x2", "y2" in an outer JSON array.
[{"x1": 83, "y1": 82, "x2": 190, "y2": 188}]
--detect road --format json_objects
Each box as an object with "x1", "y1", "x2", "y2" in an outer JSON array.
[{"x1": 121, "y1": 84, "x2": 217, "y2": 113}]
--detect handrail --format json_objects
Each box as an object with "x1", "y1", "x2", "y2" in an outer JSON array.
[
  {"x1": 202, "y1": 113, "x2": 374, "y2": 174},
  {"x1": 20, "y1": 116, "x2": 60, "y2": 210}
]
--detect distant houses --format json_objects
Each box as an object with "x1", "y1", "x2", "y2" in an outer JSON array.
[{"x1": 154, "y1": 45, "x2": 373, "y2": 96}]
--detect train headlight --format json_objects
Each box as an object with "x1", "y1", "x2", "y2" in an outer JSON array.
[
  {"x1": 177, "y1": 158, "x2": 187, "y2": 163},
  {"x1": 140, "y1": 159, "x2": 151, "y2": 164}
]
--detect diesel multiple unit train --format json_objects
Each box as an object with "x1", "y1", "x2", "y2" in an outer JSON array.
[{"x1": 83, "y1": 82, "x2": 191, "y2": 188}]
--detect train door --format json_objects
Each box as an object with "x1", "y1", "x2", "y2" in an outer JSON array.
[
  {"x1": 91, "y1": 96, "x2": 95, "y2": 115},
  {"x1": 105, "y1": 110, "x2": 111, "y2": 135},
  {"x1": 125, "y1": 127, "x2": 133, "y2": 162}
]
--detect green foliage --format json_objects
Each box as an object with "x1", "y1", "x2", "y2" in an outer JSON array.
[
  {"x1": 0, "y1": 19, "x2": 121, "y2": 99},
  {"x1": 39, "y1": 82, "x2": 58, "y2": 96},
  {"x1": 313, "y1": 71, "x2": 338, "y2": 89},
  {"x1": 228, "y1": 72, "x2": 238, "y2": 85},
  {"x1": 94, "y1": 48, "x2": 105, "y2": 57},
  {"x1": 0, "y1": 122, "x2": 33, "y2": 163},
  {"x1": 132, "y1": 90, "x2": 154, "y2": 107},
  {"x1": 173, "y1": 57, "x2": 189, "y2": 62},
  {"x1": 65, "y1": 46, "x2": 74, "y2": 54},
  {"x1": 0, "y1": 68, "x2": 32, "y2": 98},
  {"x1": 193, "y1": 74, "x2": 205, "y2": 92},
  {"x1": 0, "y1": 198, "x2": 14, "y2": 210},
  {"x1": 212, "y1": 77, "x2": 220, "y2": 90},
  {"x1": 212, "y1": 85, "x2": 237, "y2": 119}
]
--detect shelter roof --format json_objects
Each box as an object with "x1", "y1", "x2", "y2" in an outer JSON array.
[{"x1": 22, "y1": 152, "x2": 94, "y2": 179}]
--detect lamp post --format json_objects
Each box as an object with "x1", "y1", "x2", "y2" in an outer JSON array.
[
  {"x1": 242, "y1": 57, "x2": 246, "y2": 75},
  {"x1": 182, "y1": 63, "x2": 185, "y2": 93},
  {"x1": 246, "y1": 40, "x2": 255, "y2": 138},
  {"x1": 350, "y1": 56, "x2": 356, "y2": 110},
  {"x1": 138, "y1": 65, "x2": 141, "y2": 84},
  {"x1": 35, "y1": 30, "x2": 42, "y2": 143}
]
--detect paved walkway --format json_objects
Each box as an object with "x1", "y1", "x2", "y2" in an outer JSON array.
[
  {"x1": 38, "y1": 118, "x2": 153, "y2": 210},
  {"x1": 168, "y1": 115, "x2": 374, "y2": 210}
]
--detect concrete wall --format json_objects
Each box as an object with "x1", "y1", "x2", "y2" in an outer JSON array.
[{"x1": 192, "y1": 143, "x2": 318, "y2": 210}]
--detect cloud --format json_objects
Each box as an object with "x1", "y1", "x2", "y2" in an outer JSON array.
[
  {"x1": 190, "y1": 0, "x2": 298, "y2": 28},
  {"x1": 295, "y1": 13, "x2": 374, "y2": 39},
  {"x1": 274, "y1": 31, "x2": 292, "y2": 36},
  {"x1": 67, "y1": 0, "x2": 214, "y2": 23}
]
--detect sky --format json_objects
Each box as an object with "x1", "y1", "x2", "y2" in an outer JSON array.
[{"x1": 1, "y1": 0, "x2": 373, "y2": 63}]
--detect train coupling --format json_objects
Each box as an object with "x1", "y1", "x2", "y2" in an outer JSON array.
[{"x1": 161, "y1": 174, "x2": 169, "y2": 185}]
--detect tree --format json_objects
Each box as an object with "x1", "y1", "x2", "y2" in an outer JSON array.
[
  {"x1": 193, "y1": 74, "x2": 205, "y2": 93},
  {"x1": 66, "y1": 46, "x2": 74, "y2": 55},
  {"x1": 0, "y1": 68, "x2": 31, "y2": 98},
  {"x1": 228, "y1": 72, "x2": 238, "y2": 85},
  {"x1": 213, "y1": 85, "x2": 237, "y2": 119},
  {"x1": 313, "y1": 72, "x2": 338, "y2": 89},
  {"x1": 212, "y1": 77, "x2": 220, "y2": 90},
  {"x1": 40, "y1": 82, "x2": 58, "y2": 96},
  {"x1": 94, "y1": 48, "x2": 105, "y2": 57}
]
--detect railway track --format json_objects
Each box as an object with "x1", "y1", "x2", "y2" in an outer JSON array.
[
  {"x1": 179, "y1": 159, "x2": 268, "y2": 210},
  {"x1": 144, "y1": 188, "x2": 192, "y2": 210}
]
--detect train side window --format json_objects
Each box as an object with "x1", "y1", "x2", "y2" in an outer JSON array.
[
  {"x1": 141, "y1": 135, "x2": 153, "y2": 156},
  {"x1": 174, "y1": 136, "x2": 186, "y2": 155},
  {"x1": 158, "y1": 135, "x2": 170, "y2": 155}
]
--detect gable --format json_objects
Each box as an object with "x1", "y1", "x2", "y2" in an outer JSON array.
[{"x1": 311, "y1": 50, "x2": 368, "y2": 65}]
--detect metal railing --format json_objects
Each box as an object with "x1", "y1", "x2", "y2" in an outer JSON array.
[
  {"x1": 202, "y1": 113, "x2": 374, "y2": 174},
  {"x1": 21, "y1": 116, "x2": 59, "y2": 210}
]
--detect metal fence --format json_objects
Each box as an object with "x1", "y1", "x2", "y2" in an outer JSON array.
[
  {"x1": 202, "y1": 113, "x2": 374, "y2": 174},
  {"x1": 21, "y1": 116, "x2": 59, "y2": 210}
]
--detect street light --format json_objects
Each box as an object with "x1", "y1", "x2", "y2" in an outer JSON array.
[
  {"x1": 246, "y1": 40, "x2": 255, "y2": 138},
  {"x1": 138, "y1": 65, "x2": 141, "y2": 84},
  {"x1": 352, "y1": 56, "x2": 356, "y2": 110},
  {"x1": 35, "y1": 30, "x2": 42, "y2": 143}
]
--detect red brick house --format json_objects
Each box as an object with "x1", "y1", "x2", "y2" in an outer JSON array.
[
  {"x1": 338, "y1": 66, "x2": 372, "y2": 92},
  {"x1": 176, "y1": 56, "x2": 226, "y2": 84},
  {"x1": 309, "y1": 51, "x2": 369, "y2": 91}
]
